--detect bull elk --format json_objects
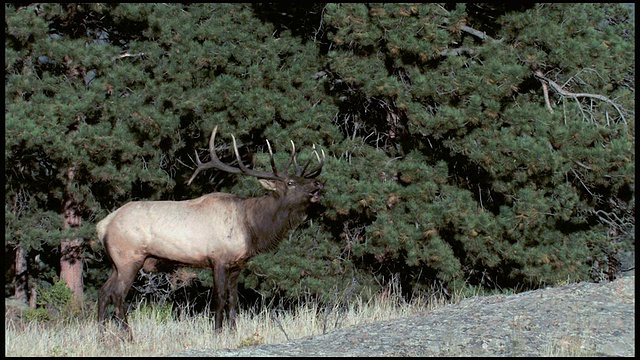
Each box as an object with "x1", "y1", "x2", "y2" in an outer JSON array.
[{"x1": 97, "y1": 125, "x2": 325, "y2": 338}]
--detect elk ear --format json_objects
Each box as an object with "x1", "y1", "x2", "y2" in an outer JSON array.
[{"x1": 258, "y1": 179, "x2": 278, "y2": 191}]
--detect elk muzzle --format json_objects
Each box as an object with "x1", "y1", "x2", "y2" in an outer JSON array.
[{"x1": 309, "y1": 180, "x2": 324, "y2": 203}]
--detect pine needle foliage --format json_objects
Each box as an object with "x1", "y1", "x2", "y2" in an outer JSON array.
[{"x1": 5, "y1": 3, "x2": 634, "y2": 308}]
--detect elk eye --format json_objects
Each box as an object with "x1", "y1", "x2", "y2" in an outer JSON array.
[{"x1": 287, "y1": 180, "x2": 295, "y2": 187}]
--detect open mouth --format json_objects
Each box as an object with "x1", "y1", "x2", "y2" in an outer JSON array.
[
  {"x1": 309, "y1": 189, "x2": 321, "y2": 202},
  {"x1": 309, "y1": 181, "x2": 323, "y2": 203}
]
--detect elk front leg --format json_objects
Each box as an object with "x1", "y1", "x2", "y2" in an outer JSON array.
[
  {"x1": 212, "y1": 263, "x2": 228, "y2": 331},
  {"x1": 226, "y1": 268, "x2": 241, "y2": 329}
]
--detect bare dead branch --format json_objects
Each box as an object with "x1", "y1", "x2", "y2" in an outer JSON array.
[
  {"x1": 542, "y1": 82, "x2": 553, "y2": 113},
  {"x1": 440, "y1": 47, "x2": 477, "y2": 56},
  {"x1": 574, "y1": 160, "x2": 592, "y2": 171},
  {"x1": 460, "y1": 24, "x2": 498, "y2": 42},
  {"x1": 534, "y1": 71, "x2": 627, "y2": 124},
  {"x1": 441, "y1": 18, "x2": 501, "y2": 43},
  {"x1": 113, "y1": 52, "x2": 146, "y2": 61},
  {"x1": 270, "y1": 310, "x2": 290, "y2": 341}
]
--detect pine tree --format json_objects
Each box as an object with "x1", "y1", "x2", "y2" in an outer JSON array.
[
  {"x1": 317, "y1": 3, "x2": 634, "y2": 290},
  {"x1": 5, "y1": 3, "x2": 634, "y2": 309}
]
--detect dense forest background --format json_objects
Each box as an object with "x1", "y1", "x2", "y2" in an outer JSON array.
[{"x1": 5, "y1": 3, "x2": 635, "y2": 311}]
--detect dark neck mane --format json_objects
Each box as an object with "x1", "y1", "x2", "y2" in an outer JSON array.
[{"x1": 243, "y1": 194, "x2": 306, "y2": 255}]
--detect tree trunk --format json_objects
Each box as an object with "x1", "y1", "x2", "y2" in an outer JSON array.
[
  {"x1": 60, "y1": 166, "x2": 84, "y2": 301},
  {"x1": 60, "y1": 237, "x2": 84, "y2": 300},
  {"x1": 29, "y1": 254, "x2": 40, "y2": 308},
  {"x1": 14, "y1": 246, "x2": 29, "y2": 303}
]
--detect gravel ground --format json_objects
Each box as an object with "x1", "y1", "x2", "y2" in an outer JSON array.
[{"x1": 171, "y1": 275, "x2": 635, "y2": 357}]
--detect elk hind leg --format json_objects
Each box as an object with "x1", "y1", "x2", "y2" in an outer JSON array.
[
  {"x1": 113, "y1": 262, "x2": 142, "y2": 340},
  {"x1": 98, "y1": 267, "x2": 118, "y2": 330},
  {"x1": 99, "y1": 261, "x2": 142, "y2": 341}
]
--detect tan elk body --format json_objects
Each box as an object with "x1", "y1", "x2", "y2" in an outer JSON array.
[{"x1": 97, "y1": 126, "x2": 324, "y2": 338}]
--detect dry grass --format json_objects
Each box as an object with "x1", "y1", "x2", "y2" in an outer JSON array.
[
  {"x1": 5, "y1": 287, "x2": 456, "y2": 357},
  {"x1": 6, "y1": 278, "x2": 600, "y2": 357}
]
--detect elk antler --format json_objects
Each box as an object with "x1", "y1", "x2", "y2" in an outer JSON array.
[
  {"x1": 297, "y1": 144, "x2": 325, "y2": 178},
  {"x1": 187, "y1": 126, "x2": 324, "y2": 185},
  {"x1": 280, "y1": 140, "x2": 325, "y2": 178}
]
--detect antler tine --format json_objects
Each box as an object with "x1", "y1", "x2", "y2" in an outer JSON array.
[
  {"x1": 303, "y1": 148, "x2": 325, "y2": 179},
  {"x1": 231, "y1": 134, "x2": 283, "y2": 181},
  {"x1": 186, "y1": 151, "x2": 204, "y2": 185},
  {"x1": 297, "y1": 144, "x2": 317, "y2": 176},
  {"x1": 293, "y1": 153, "x2": 301, "y2": 175},
  {"x1": 265, "y1": 139, "x2": 280, "y2": 176},
  {"x1": 282, "y1": 140, "x2": 297, "y2": 174},
  {"x1": 187, "y1": 126, "x2": 242, "y2": 185},
  {"x1": 230, "y1": 134, "x2": 248, "y2": 172},
  {"x1": 186, "y1": 149, "x2": 206, "y2": 185}
]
